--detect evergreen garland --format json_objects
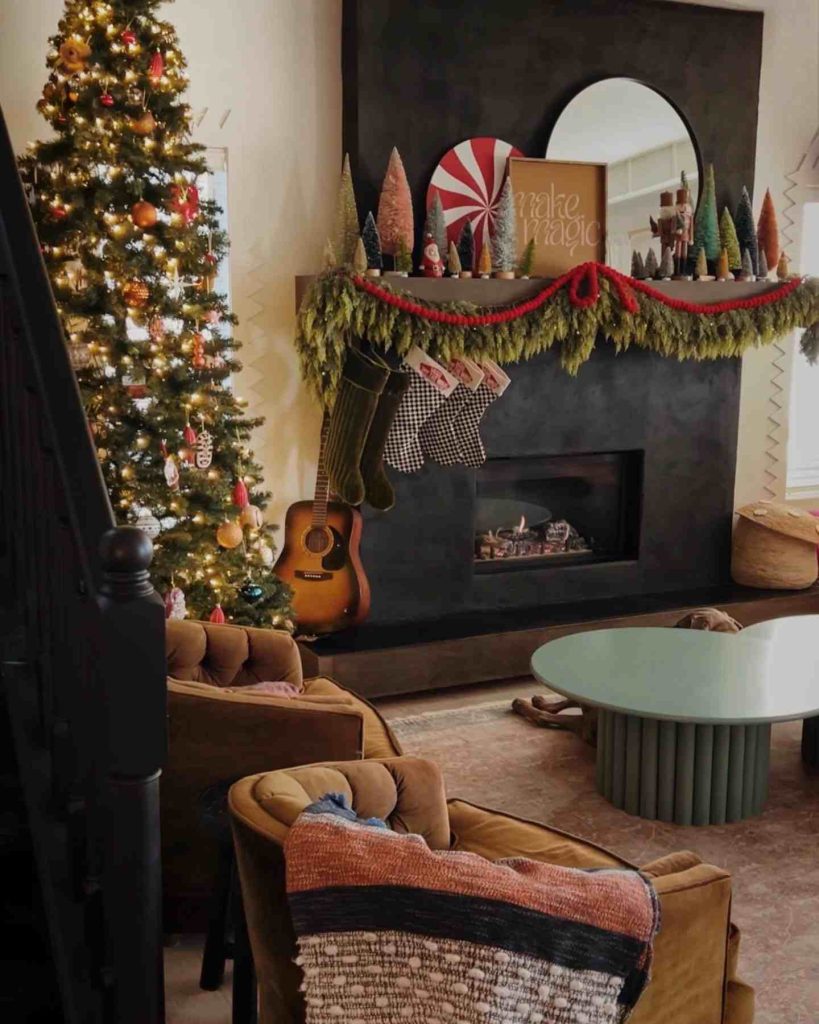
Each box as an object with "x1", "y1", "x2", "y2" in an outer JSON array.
[{"x1": 296, "y1": 269, "x2": 819, "y2": 404}]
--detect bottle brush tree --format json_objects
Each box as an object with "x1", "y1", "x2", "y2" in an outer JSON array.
[
  {"x1": 692, "y1": 163, "x2": 720, "y2": 267},
  {"x1": 756, "y1": 188, "x2": 780, "y2": 271},
  {"x1": 376, "y1": 146, "x2": 414, "y2": 264},
  {"x1": 424, "y1": 188, "x2": 448, "y2": 263},
  {"x1": 478, "y1": 240, "x2": 492, "y2": 277},
  {"x1": 644, "y1": 248, "x2": 659, "y2": 279},
  {"x1": 361, "y1": 211, "x2": 383, "y2": 272},
  {"x1": 734, "y1": 186, "x2": 759, "y2": 276},
  {"x1": 517, "y1": 237, "x2": 535, "y2": 278},
  {"x1": 334, "y1": 152, "x2": 360, "y2": 265},
  {"x1": 447, "y1": 240, "x2": 461, "y2": 276},
  {"x1": 630, "y1": 250, "x2": 645, "y2": 279},
  {"x1": 719, "y1": 207, "x2": 742, "y2": 271},
  {"x1": 394, "y1": 236, "x2": 412, "y2": 274},
  {"x1": 457, "y1": 220, "x2": 475, "y2": 274},
  {"x1": 490, "y1": 178, "x2": 517, "y2": 273},
  {"x1": 21, "y1": 0, "x2": 292, "y2": 627},
  {"x1": 695, "y1": 248, "x2": 710, "y2": 280},
  {"x1": 658, "y1": 247, "x2": 674, "y2": 279}
]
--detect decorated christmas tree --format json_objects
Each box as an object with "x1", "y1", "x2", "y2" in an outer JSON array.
[
  {"x1": 718, "y1": 207, "x2": 742, "y2": 271},
  {"x1": 491, "y1": 178, "x2": 517, "y2": 273},
  {"x1": 376, "y1": 147, "x2": 413, "y2": 262},
  {"x1": 334, "y1": 152, "x2": 360, "y2": 265},
  {"x1": 424, "y1": 188, "x2": 448, "y2": 262},
  {"x1": 756, "y1": 188, "x2": 780, "y2": 271},
  {"x1": 734, "y1": 186, "x2": 759, "y2": 276},
  {"x1": 21, "y1": 0, "x2": 292, "y2": 628},
  {"x1": 691, "y1": 163, "x2": 720, "y2": 267}
]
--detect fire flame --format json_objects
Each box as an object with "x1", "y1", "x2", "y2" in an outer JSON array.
[{"x1": 515, "y1": 515, "x2": 526, "y2": 535}]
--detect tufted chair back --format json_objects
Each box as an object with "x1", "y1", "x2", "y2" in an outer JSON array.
[
  {"x1": 229, "y1": 758, "x2": 449, "y2": 1024},
  {"x1": 166, "y1": 618, "x2": 303, "y2": 689}
]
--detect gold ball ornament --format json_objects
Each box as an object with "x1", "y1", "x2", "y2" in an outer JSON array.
[
  {"x1": 123, "y1": 280, "x2": 149, "y2": 307},
  {"x1": 129, "y1": 111, "x2": 157, "y2": 136},
  {"x1": 131, "y1": 200, "x2": 158, "y2": 229},
  {"x1": 58, "y1": 38, "x2": 91, "y2": 73},
  {"x1": 216, "y1": 520, "x2": 244, "y2": 549},
  {"x1": 240, "y1": 504, "x2": 264, "y2": 529}
]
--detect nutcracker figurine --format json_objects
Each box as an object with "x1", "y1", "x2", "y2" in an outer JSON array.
[
  {"x1": 672, "y1": 185, "x2": 694, "y2": 279},
  {"x1": 420, "y1": 232, "x2": 444, "y2": 278},
  {"x1": 649, "y1": 191, "x2": 676, "y2": 255}
]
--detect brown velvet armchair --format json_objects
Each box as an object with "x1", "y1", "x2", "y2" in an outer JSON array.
[
  {"x1": 163, "y1": 619, "x2": 401, "y2": 925},
  {"x1": 229, "y1": 757, "x2": 754, "y2": 1024}
]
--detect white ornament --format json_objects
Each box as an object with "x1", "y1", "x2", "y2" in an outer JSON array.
[
  {"x1": 164, "y1": 586, "x2": 187, "y2": 620},
  {"x1": 258, "y1": 542, "x2": 274, "y2": 567},
  {"x1": 240, "y1": 504, "x2": 264, "y2": 529},
  {"x1": 195, "y1": 429, "x2": 213, "y2": 469},
  {"x1": 164, "y1": 454, "x2": 180, "y2": 489},
  {"x1": 134, "y1": 508, "x2": 161, "y2": 538}
]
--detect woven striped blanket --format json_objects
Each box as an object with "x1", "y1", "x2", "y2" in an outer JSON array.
[{"x1": 285, "y1": 795, "x2": 660, "y2": 1024}]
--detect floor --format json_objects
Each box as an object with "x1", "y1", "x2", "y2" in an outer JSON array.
[{"x1": 165, "y1": 677, "x2": 819, "y2": 1024}]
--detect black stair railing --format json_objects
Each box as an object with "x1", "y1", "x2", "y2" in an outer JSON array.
[{"x1": 0, "y1": 105, "x2": 166, "y2": 1024}]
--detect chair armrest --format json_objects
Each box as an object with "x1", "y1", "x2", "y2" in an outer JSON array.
[{"x1": 629, "y1": 862, "x2": 735, "y2": 1024}]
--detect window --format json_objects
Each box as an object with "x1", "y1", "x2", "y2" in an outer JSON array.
[{"x1": 786, "y1": 202, "x2": 819, "y2": 498}]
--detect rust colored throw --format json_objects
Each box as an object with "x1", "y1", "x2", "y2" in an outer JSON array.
[{"x1": 285, "y1": 795, "x2": 660, "y2": 1023}]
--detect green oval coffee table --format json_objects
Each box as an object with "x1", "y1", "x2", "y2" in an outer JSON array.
[{"x1": 531, "y1": 616, "x2": 819, "y2": 826}]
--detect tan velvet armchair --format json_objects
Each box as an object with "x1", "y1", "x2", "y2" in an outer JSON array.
[
  {"x1": 163, "y1": 619, "x2": 401, "y2": 925},
  {"x1": 228, "y1": 756, "x2": 754, "y2": 1024}
]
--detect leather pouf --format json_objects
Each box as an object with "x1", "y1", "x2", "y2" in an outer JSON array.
[{"x1": 732, "y1": 501, "x2": 819, "y2": 589}]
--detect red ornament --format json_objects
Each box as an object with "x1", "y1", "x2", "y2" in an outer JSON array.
[
  {"x1": 209, "y1": 604, "x2": 226, "y2": 624},
  {"x1": 421, "y1": 233, "x2": 444, "y2": 278},
  {"x1": 204, "y1": 251, "x2": 217, "y2": 266},
  {"x1": 100, "y1": 92, "x2": 115, "y2": 107},
  {"x1": 121, "y1": 29, "x2": 137, "y2": 45},
  {"x1": 51, "y1": 206, "x2": 68, "y2": 221},
  {"x1": 191, "y1": 332, "x2": 205, "y2": 368},
  {"x1": 148, "y1": 51, "x2": 164, "y2": 83},
  {"x1": 232, "y1": 479, "x2": 250, "y2": 509},
  {"x1": 183, "y1": 423, "x2": 197, "y2": 446},
  {"x1": 169, "y1": 183, "x2": 199, "y2": 224}
]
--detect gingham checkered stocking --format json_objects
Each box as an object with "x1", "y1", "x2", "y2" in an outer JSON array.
[
  {"x1": 454, "y1": 382, "x2": 499, "y2": 466},
  {"x1": 418, "y1": 383, "x2": 473, "y2": 466},
  {"x1": 383, "y1": 366, "x2": 448, "y2": 473}
]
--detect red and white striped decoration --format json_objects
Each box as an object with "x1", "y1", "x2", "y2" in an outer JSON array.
[{"x1": 426, "y1": 137, "x2": 523, "y2": 261}]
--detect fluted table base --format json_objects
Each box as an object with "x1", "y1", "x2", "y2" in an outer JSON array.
[{"x1": 596, "y1": 710, "x2": 772, "y2": 825}]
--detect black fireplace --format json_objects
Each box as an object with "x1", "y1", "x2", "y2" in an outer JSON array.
[
  {"x1": 359, "y1": 344, "x2": 741, "y2": 626},
  {"x1": 473, "y1": 452, "x2": 642, "y2": 573}
]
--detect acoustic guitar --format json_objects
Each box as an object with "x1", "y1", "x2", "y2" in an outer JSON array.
[{"x1": 274, "y1": 415, "x2": 370, "y2": 634}]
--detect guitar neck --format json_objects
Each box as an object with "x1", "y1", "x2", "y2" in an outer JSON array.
[{"x1": 311, "y1": 411, "x2": 330, "y2": 527}]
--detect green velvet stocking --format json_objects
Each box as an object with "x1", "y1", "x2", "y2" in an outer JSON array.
[
  {"x1": 324, "y1": 347, "x2": 388, "y2": 505},
  {"x1": 361, "y1": 370, "x2": 411, "y2": 511}
]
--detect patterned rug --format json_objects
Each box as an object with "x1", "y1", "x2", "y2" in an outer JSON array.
[{"x1": 387, "y1": 698, "x2": 819, "y2": 1024}]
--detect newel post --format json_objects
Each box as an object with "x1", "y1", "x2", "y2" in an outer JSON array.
[{"x1": 96, "y1": 526, "x2": 167, "y2": 1024}]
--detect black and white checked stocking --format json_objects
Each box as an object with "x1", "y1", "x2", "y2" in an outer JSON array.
[
  {"x1": 456, "y1": 381, "x2": 499, "y2": 466},
  {"x1": 418, "y1": 382, "x2": 473, "y2": 466},
  {"x1": 383, "y1": 366, "x2": 448, "y2": 473}
]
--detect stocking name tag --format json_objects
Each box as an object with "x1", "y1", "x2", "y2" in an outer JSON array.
[
  {"x1": 406, "y1": 345, "x2": 459, "y2": 397},
  {"x1": 481, "y1": 358, "x2": 511, "y2": 396},
  {"x1": 448, "y1": 355, "x2": 485, "y2": 391}
]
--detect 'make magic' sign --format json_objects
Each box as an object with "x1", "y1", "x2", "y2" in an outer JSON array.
[{"x1": 508, "y1": 158, "x2": 606, "y2": 278}]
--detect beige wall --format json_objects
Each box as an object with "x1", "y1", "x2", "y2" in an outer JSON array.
[{"x1": 1, "y1": 0, "x2": 817, "y2": 524}]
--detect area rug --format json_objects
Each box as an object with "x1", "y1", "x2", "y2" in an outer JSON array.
[{"x1": 387, "y1": 698, "x2": 819, "y2": 1024}]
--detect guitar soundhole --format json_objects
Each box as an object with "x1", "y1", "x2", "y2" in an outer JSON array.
[{"x1": 305, "y1": 527, "x2": 329, "y2": 553}]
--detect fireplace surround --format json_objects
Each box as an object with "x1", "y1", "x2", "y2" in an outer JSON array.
[{"x1": 358, "y1": 342, "x2": 740, "y2": 626}]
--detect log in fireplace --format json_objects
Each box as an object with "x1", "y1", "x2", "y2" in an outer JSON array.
[{"x1": 473, "y1": 452, "x2": 642, "y2": 572}]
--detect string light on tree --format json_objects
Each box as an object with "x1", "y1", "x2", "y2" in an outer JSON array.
[{"x1": 21, "y1": 0, "x2": 292, "y2": 629}]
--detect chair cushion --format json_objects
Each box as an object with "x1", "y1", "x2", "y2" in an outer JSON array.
[
  {"x1": 284, "y1": 797, "x2": 660, "y2": 1024},
  {"x1": 448, "y1": 798, "x2": 631, "y2": 869},
  {"x1": 229, "y1": 757, "x2": 450, "y2": 850},
  {"x1": 302, "y1": 676, "x2": 402, "y2": 759}
]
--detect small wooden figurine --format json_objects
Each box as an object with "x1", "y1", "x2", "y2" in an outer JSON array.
[
  {"x1": 420, "y1": 232, "x2": 444, "y2": 278},
  {"x1": 672, "y1": 183, "x2": 694, "y2": 278}
]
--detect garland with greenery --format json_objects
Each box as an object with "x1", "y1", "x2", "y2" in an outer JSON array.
[{"x1": 296, "y1": 262, "x2": 819, "y2": 403}]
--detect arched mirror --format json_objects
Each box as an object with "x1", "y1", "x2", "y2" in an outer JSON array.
[{"x1": 546, "y1": 79, "x2": 699, "y2": 273}]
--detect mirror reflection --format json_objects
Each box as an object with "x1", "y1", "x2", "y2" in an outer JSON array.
[{"x1": 546, "y1": 79, "x2": 699, "y2": 273}]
